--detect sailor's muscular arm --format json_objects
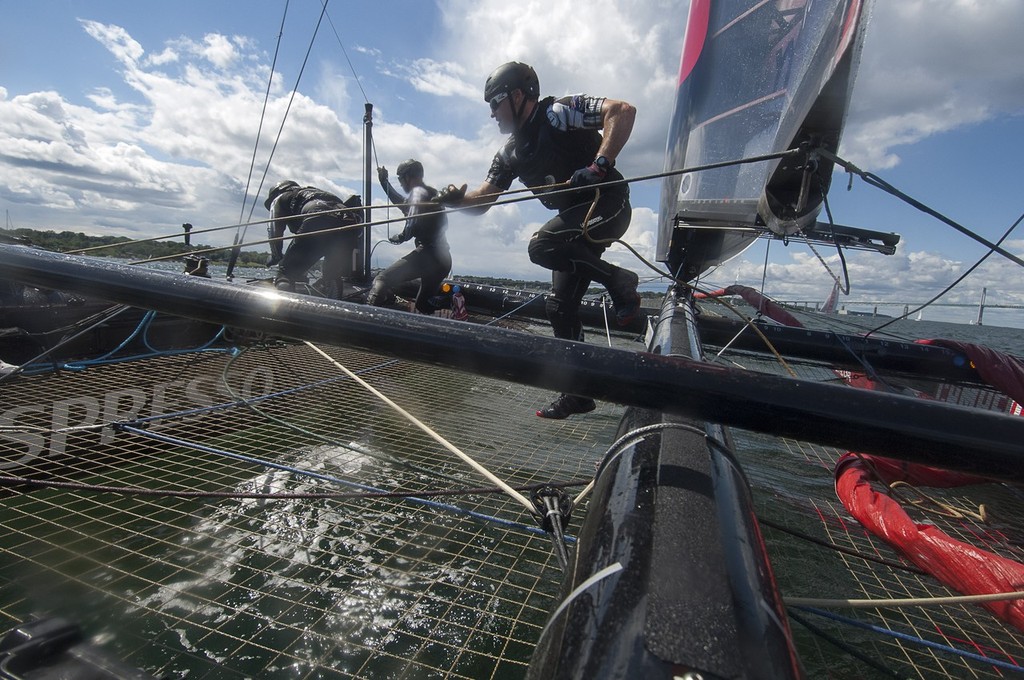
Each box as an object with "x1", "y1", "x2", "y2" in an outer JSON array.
[
  {"x1": 455, "y1": 180, "x2": 504, "y2": 215},
  {"x1": 595, "y1": 98, "x2": 636, "y2": 164}
]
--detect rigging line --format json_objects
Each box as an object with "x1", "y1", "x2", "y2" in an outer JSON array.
[
  {"x1": 573, "y1": 421, "x2": 721, "y2": 506},
  {"x1": 759, "y1": 238, "x2": 771, "y2": 300},
  {"x1": 820, "y1": 147, "x2": 1024, "y2": 269},
  {"x1": 819, "y1": 178, "x2": 851, "y2": 295},
  {"x1": 824, "y1": 332, "x2": 906, "y2": 395},
  {"x1": 536, "y1": 562, "x2": 624, "y2": 647},
  {"x1": 142, "y1": 311, "x2": 225, "y2": 353},
  {"x1": 67, "y1": 202, "x2": 410, "y2": 257},
  {"x1": 67, "y1": 150, "x2": 789, "y2": 259},
  {"x1": 247, "y1": 0, "x2": 333, "y2": 225},
  {"x1": 689, "y1": 290, "x2": 800, "y2": 378},
  {"x1": 571, "y1": 187, "x2": 797, "y2": 378},
  {"x1": 886, "y1": 478, "x2": 989, "y2": 522},
  {"x1": 73, "y1": 205, "x2": 399, "y2": 264},
  {"x1": 803, "y1": 236, "x2": 846, "y2": 294},
  {"x1": 600, "y1": 294, "x2": 613, "y2": 347},
  {"x1": 792, "y1": 606, "x2": 1024, "y2": 674},
  {"x1": 302, "y1": 341, "x2": 539, "y2": 516},
  {"x1": 130, "y1": 179, "x2": 613, "y2": 264},
  {"x1": 127, "y1": 213, "x2": 379, "y2": 266},
  {"x1": 239, "y1": 0, "x2": 290, "y2": 225},
  {"x1": 442, "y1": 149, "x2": 800, "y2": 224},
  {"x1": 483, "y1": 291, "x2": 547, "y2": 326},
  {"x1": 867, "y1": 208, "x2": 1024, "y2": 337},
  {"x1": 114, "y1": 423, "x2": 562, "y2": 540},
  {"x1": 226, "y1": 1, "x2": 293, "y2": 280},
  {"x1": 758, "y1": 516, "x2": 926, "y2": 574},
  {"x1": 221, "y1": 345, "x2": 469, "y2": 484},
  {"x1": 714, "y1": 322, "x2": 752, "y2": 359},
  {"x1": 0, "y1": 303, "x2": 133, "y2": 383},
  {"x1": 787, "y1": 610, "x2": 910, "y2": 680},
  {"x1": 321, "y1": 2, "x2": 369, "y2": 104}
]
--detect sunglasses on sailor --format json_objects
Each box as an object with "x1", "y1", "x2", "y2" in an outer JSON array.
[{"x1": 489, "y1": 91, "x2": 509, "y2": 112}]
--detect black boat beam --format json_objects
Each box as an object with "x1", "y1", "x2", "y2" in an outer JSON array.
[{"x1": 2, "y1": 244, "x2": 1023, "y2": 481}]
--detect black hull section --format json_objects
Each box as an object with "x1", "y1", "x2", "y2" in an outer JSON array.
[
  {"x1": 3, "y1": 245, "x2": 1024, "y2": 478},
  {"x1": 696, "y1": 315, "x2": 1008, "y2": 384},
  {"x1": 529, "y1": 289, "x2": 800, "y2": 679}
]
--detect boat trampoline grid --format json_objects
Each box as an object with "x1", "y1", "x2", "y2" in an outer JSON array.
[
  {"x1": 753, "y1": 436, "x2": 1024, "y2": 679},
  {"x1": 0, "y1": 340, "x2": 625, "y2": 679},
  {"x1": 722, "y1": 349, "x2": 1024, "y2": 679}
]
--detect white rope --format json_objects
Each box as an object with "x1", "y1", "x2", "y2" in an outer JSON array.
[
  {"x1": 786, "y1": 589, "x2": 1024, "y2": 609},
  {"x1": 304, "y1": 341, "x2": 537, "y2": 515}
]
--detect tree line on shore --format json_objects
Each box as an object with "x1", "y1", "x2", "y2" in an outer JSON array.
[{"x1": 0, "y1": 226, "x2": 268, "y2": 266}]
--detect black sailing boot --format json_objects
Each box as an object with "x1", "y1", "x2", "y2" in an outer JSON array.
[{"x1": 536, "y1": 393, "x2": 597, "y2": 419}]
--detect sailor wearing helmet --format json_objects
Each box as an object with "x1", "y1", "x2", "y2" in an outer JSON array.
[
  {"x1": 436, "y1": 62, "x2": 640, "y2": 419},
  {"x1": 264, "y1": 180, "x2": 362, "y2": 297}
]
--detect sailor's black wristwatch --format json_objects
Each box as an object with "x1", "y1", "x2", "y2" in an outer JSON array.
[{"x1": 594, "y1": 155, "x2": 614, "y2": 172}]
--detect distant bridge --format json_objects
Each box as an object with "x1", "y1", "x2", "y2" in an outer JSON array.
[
  {"x1": 780, "y1": 300, "x2": 1024, "y2": 310},
  {"x1": 778, "y1": 293, "x2": 1024, "y2": 325}
]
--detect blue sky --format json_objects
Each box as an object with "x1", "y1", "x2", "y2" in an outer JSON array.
[{"x1": 2, "y1": 0, "x2": 1023, "y2": 327}]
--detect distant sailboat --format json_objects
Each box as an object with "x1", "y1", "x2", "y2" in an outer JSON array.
[{"x1": 821, "y1": 281, "x2": 841, "y2": 314}]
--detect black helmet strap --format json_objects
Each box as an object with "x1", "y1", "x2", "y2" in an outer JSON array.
[{"x1": 509, "y1": 89, "x2": 531, "y2": 130}]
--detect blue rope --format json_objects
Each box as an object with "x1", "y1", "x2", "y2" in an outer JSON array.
[
  {"x1": 115, "y1": 423, "x2": 571, "y2": 543},
  {"x1": 19, "y1": 309, "x2": 233, "y2": 375},
  {"x1": 142, "y1": 310, "x2": 226, "y2": 353},
  {"x1": 792, "y1": 606, "x2": 1024, "y2": 673}
]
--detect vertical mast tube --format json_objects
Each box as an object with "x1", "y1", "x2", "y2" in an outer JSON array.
[{"x1": 361, "y1": 102, "x2": 374, "y2": 281}]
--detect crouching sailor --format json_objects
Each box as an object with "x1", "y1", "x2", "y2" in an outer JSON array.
[{"x1": 264, "y1": 180, "x2": 363, "y2": 298}]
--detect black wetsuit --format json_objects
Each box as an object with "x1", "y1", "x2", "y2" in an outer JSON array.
[
  {"x1": 368, "y1": 183, "x2": 452, "y2": 314},
  {"x1": 269, "y1": 186, "x2": 362, "y2": 298},
  {"x1": 485, "y1": 94, "x2": 632, "y2": 340}
]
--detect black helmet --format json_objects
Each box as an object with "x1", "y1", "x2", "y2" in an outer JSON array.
[
  {"x1": 264, "y1": 179, "x2": 299, "y2": 210},
  {"x1": 396, "y1": 159, "x2": 423, "y2": 179},
  {"x1": 483, "y1": 62, "x2": 539, "y2": 102}
]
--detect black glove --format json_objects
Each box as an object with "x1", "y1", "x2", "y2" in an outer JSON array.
[
  {"x1": 437, "y1": 183, "x2": 467, "y2": 205},
  {"x1": 389, "y1": 233, "x2": 407, "y2": 245},
  {"x1": 377, "y1": 166, "x2": 389, "y2": 187},
  {"x1": 569, "y1": 162, "x2": 607, "y2": 187}
]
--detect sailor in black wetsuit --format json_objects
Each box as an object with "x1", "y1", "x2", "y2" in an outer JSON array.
[
  {"x1": 368, "y1": 159, "x2": 452, "y2": 314},
  {"x1": 264, "y1": 180, "x2": 362, "y2": 298},
  {"x1": 438, "y1": 61, "x2": 640, "y2": 419}
]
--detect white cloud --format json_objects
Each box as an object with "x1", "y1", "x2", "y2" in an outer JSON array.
[
  {"x1": 405, "y1": 59, "x2": 477, "y2": 99},
  {"x1": 79, "y1": 19, "x2": 144, "y2": 66},
  {"x1": 841, "y1": 0, "x2": 1024, "y2": 168},
  {"x1": 199, "y1": 33, "x2": 239, "y2": 69}
]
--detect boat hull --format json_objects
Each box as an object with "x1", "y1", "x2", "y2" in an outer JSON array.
[{"x1": 529, "y1": 288, "x2": 801, "y2": 678}]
